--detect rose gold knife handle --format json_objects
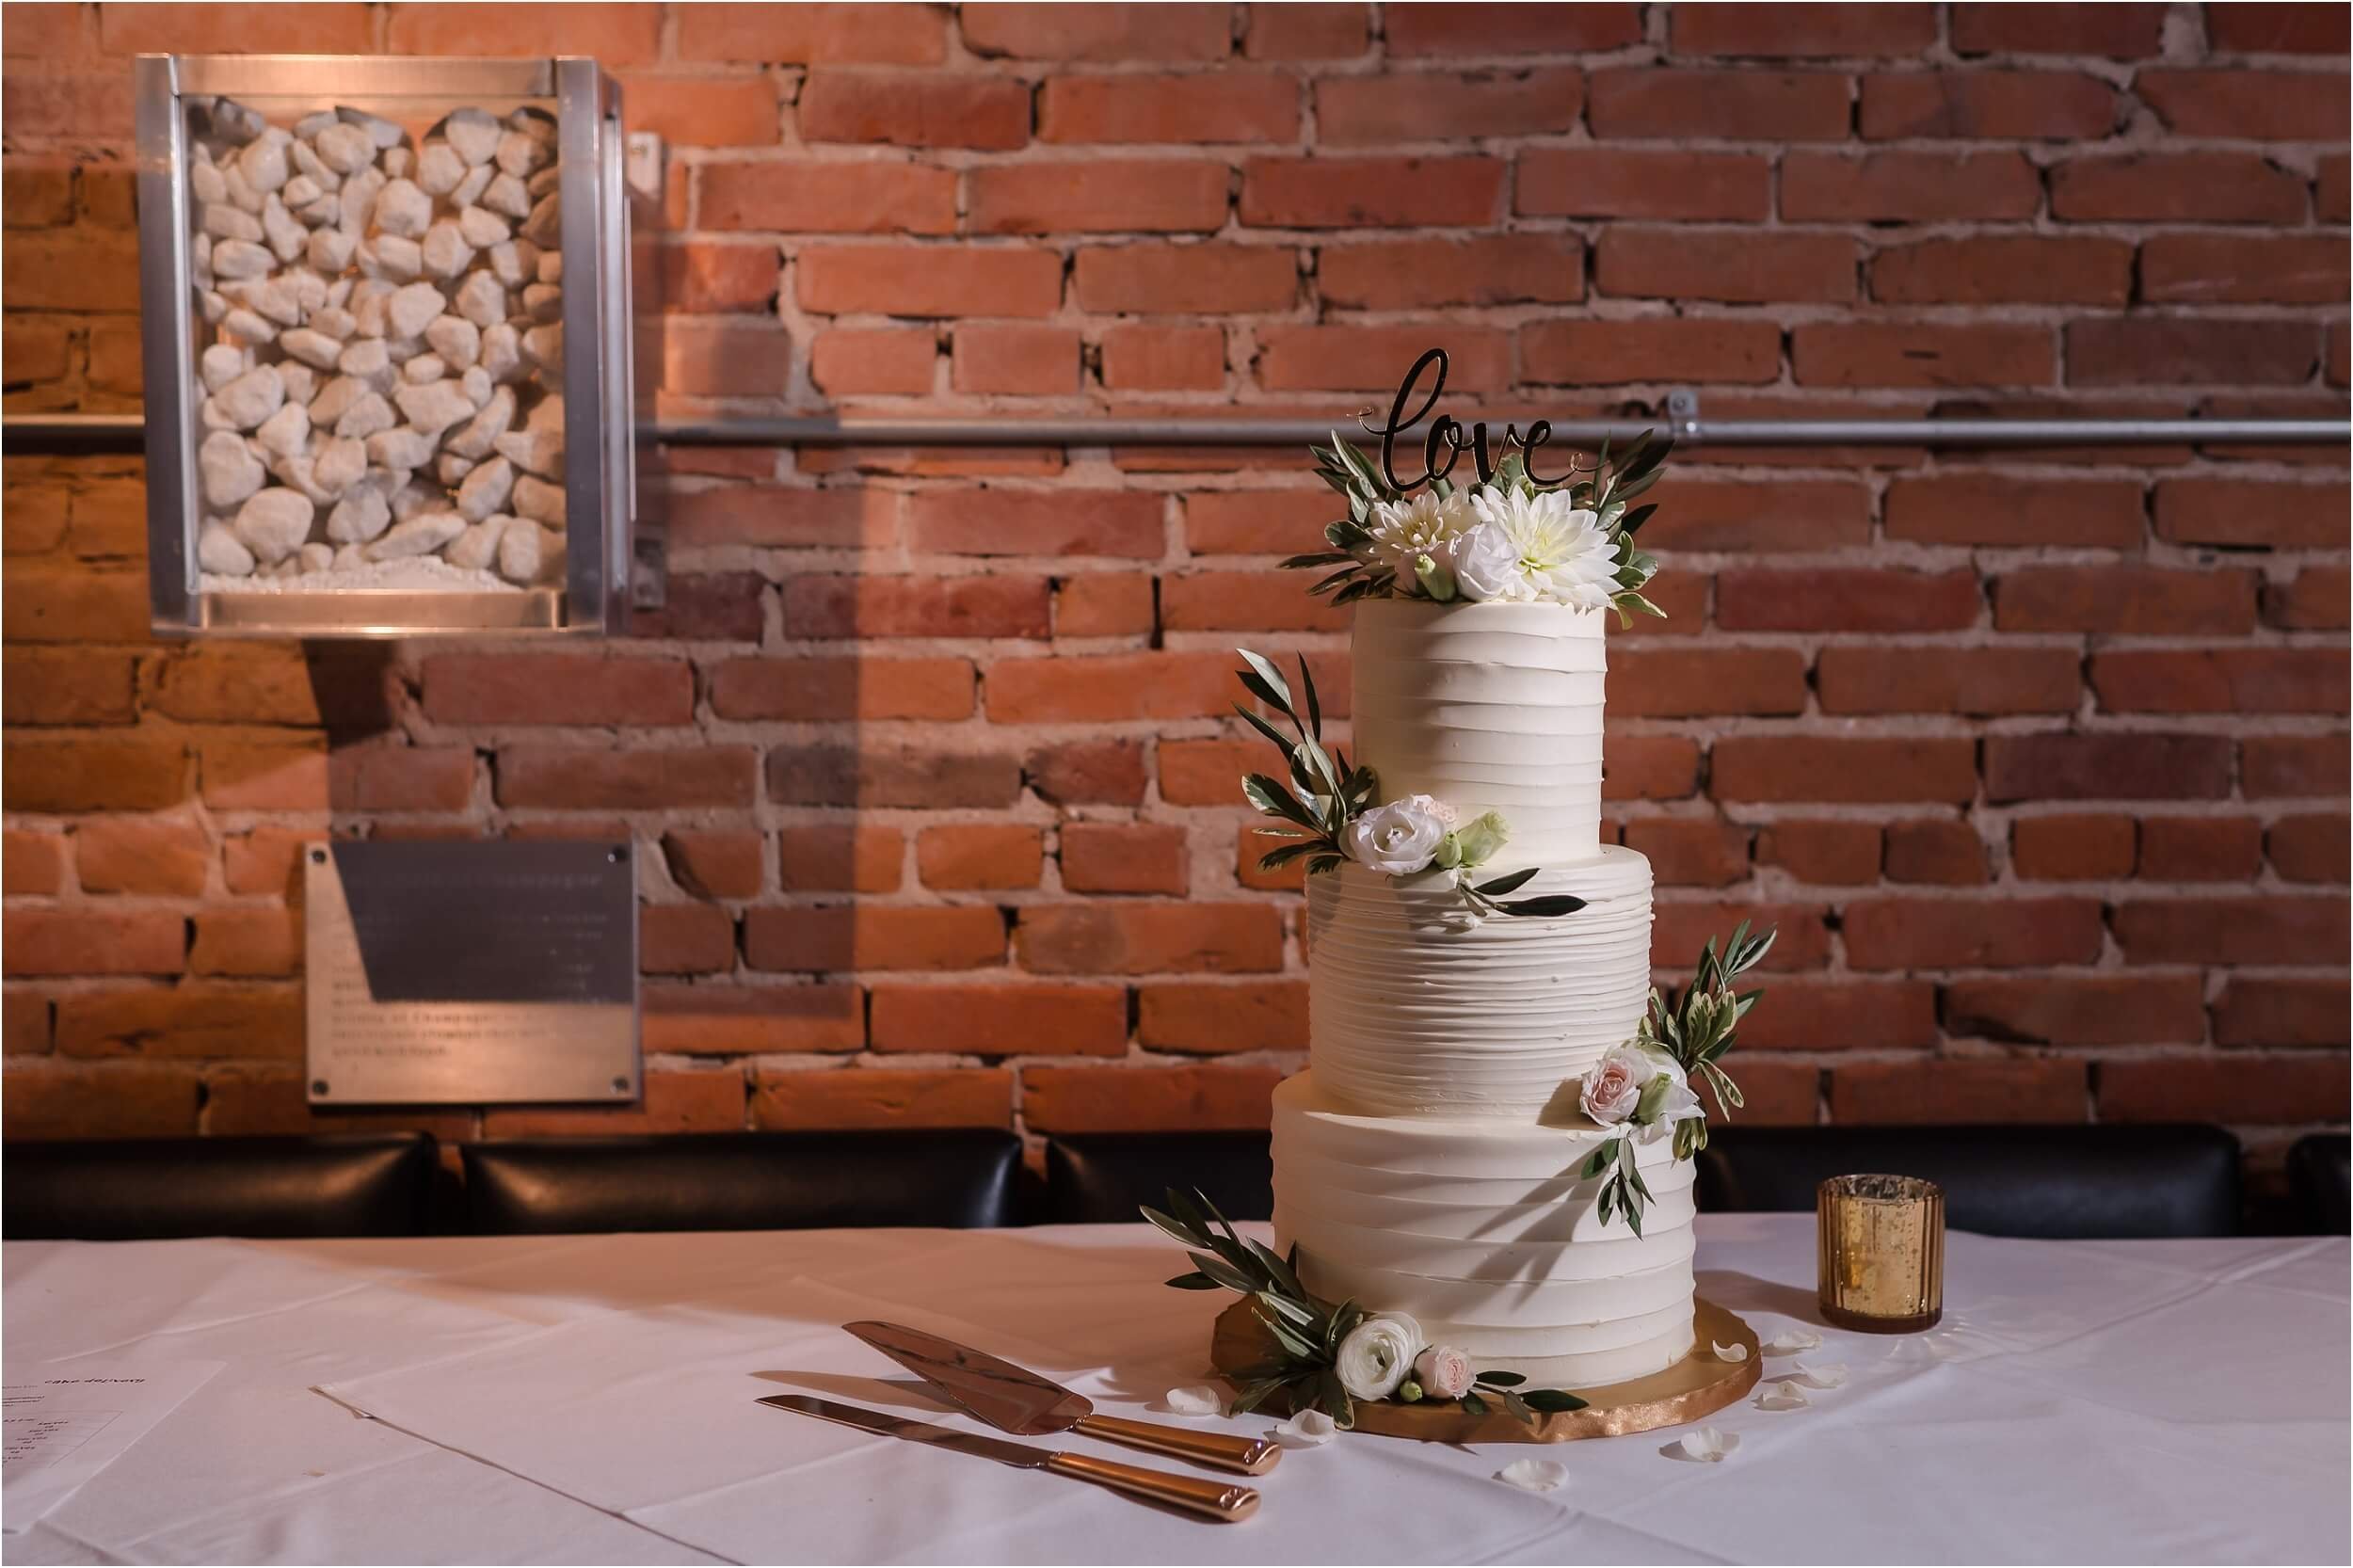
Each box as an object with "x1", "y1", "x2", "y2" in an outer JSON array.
[
  {"x1": 1071, "y1": 1413, "x2": 1282, "y2": 1475},
  {"x1": 1046, "y1": 1451, "x2": 1259, "y2": 1523}
]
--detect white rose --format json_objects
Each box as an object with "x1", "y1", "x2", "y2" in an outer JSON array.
[
  {"x1": 1445, "y1": 518, "x2": 1527, "y2": 602},
  {"x1": 1336, "y1": 1313, "x2": 1422, "y2": 1401},
  {"x1": 1343, "y1": 793, "x2": 1451, "y2": 876},
  {"x1": 1412, "y1": 1343, "x2": 1473, "y2": 1400}
]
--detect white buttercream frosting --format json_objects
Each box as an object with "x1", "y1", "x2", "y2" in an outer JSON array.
[
  {"x1": 1272, "y1": 585, "x2": 1694, "y2": 1394},
  {"x1": 1306, "y1": 849, "x2": 1653, "y2": 1117},
  {"x1": 1273, "y1": 1073, "x2": 1696, "y2": 1387},
  {"x1": 1351, "y1": 597, "x2": 1609, "y2": 868}
]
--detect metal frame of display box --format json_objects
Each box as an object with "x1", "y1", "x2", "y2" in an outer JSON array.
[{"x1": 135, "y1": 54, "x2": 647, "y2": 639}]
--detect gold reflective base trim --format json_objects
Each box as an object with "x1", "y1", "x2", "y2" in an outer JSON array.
[{"x1": 1209, "y1": 1295, "x2": 1762, "y2": 1444}]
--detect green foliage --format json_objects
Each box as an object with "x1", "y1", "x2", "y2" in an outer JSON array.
[
  {"x1": 1646, "y1": 919, "x2": 1777, "y2": 1129},
  {"x1": 1231, "y1": 650, "x2": 1587, "y2": 921},
  {"x1": 1583, "y1": 1129, "x2": 1658, "y2": 1239},
  {"x1": 1459, "y1": 864, "x2": 1589, "y2": 920},
  {"x1": 1582, "y1": 920, "x2": 1778, "y2": 1234},
  {"x1": 1577, "y1": 428, "x2": 1674, "y2": 629},
  {"x1": 1231, "y1": 648, "x2": 1378, "y2": 880},
  {"x1": 1145, "y1": 1186, "x2": 1585, "y2": 1427},
  {"x1": 1290, "y1": 434, "x2": 1401, "y2": 606}
]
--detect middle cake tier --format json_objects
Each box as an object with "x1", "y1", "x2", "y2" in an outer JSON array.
[{"x1": 1307, "y1": 846, "x2": 1655, "y2": 1118}]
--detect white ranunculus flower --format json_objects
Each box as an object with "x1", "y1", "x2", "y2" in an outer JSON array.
[
  {"x1": 1336, "y1": 1313, "x2": 1422, "y2": 1401},
  {"x1": 1637, "y1": 1059, "x2": 1705, "y2": 1144},
  {"x1": 1343, "y1": 792, "x2": 1452, "y2": 876},
  {"x1": 1363, "y1": 489, "x2": 1474, "y2": 578},
  {"x1": 1464, "y1": 485, "x2": 1621, "y2": 610}
]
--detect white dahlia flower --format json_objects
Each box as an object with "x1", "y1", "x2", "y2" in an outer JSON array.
[
  {"x1": 1363, "y1": 489, "x2": 1475, "y2": 578},
  {"x1": 1457, "y1": 486, "x2": 1621, "y2": 610}
]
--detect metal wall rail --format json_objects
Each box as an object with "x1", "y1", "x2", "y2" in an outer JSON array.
[{"x1": 4, "y1": 409, "x2": 2345, "y2": 453}]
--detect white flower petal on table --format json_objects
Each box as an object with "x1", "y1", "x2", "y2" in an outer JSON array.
[
  {"x1": 1669, "y1": 1425, "x2": 1738, "y2": 1464},
  {"x1": 1760, "y1": 1328, "x2": 1823, "y2": 1356},
  {"x1": 1158, "y1": 1384, "x2": 1224, "y2": 1417},
  {"x1": 1785, "y1": 1362, "x2": 1849, "y2": 1389},
  {"x1": 1711, "y1": 1340, "x2": 1750, "y2": 1363},
  {"x1": 1271, "y1": 1409, "x2": 1337, "y2": 1448},
  {"x1": 1495, "y1": 1458, "x2": 1569, "y2": 1493},
  {"x1": 1754, "y1": 1383, "x2": 1812, "y2": 1413}
]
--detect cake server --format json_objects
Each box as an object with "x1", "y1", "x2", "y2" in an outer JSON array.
[
  {"x1": 756, "y1": 1395, "x2": 1260, "y2": 1523},
  {"x1": 844, "y1": 1320, "x2": 1280, "y2": 1476}
]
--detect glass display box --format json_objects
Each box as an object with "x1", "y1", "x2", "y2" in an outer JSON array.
[{"x1": 136, "y1": 54, "x2": 649, "y2": 636}]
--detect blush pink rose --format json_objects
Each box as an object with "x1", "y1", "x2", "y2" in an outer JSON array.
[
  {"x1": 1413, "y1": 1344, "x2": 1473, "y2": 1400},
  {"x1": 1579, "y1": 1048, "x2": 1645, "y2": 1127}
]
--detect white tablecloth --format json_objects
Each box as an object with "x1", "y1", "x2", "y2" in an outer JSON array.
[{"x1": 4, "y1": 1217, "x2": 2345, "y2": 1565}]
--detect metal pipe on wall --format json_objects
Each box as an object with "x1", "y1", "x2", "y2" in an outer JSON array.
[{"x1": 3, "y1": 410, "x2": 2346, "y2": 453}]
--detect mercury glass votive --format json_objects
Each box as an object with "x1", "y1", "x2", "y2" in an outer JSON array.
[{"x1": 1817, "y1": 1174, "x2": 1945, "y2": 1333}]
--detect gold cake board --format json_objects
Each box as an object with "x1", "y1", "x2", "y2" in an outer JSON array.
[{"x1": 1209, "y1": 1295, "x2": 1761, "y2": 1443}]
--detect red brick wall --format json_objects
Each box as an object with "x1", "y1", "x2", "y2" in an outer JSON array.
[{"x1": 4, "y1": 5, "x2": 2346, "y2": 1198}]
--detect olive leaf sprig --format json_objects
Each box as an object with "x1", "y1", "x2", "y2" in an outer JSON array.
[
  {"x1": 1654, "y1": 919, "x2": 1777, "y2": 1160},
  {"x1": 1434, "y1": 863, "x2": 1590, "y2": 921},
  {"x1": 1568, "y1": 429, "x2": 1673, "y2": 630},
  {"x1": 1579, "y1": 920, "x2": 1778, "y2": 1236},
  {"x1": 1232, "y1": 648, "x2": 1373, "y2": 879},
  {"x1": 1582, "y1": 1128, "x2": 1658, "y2": 1240},
  {"x1": 1152, "y1": 1187, "x2": 1369, "y2": 1428},
  {"x1": 1146, "y1": 1187, "x2": 1587, "y2": 1428},
  {"x1": 1278, "y1": 436, "x2": 1401, "y2": 608},
  {"x1": 1234, "y1": 649, "x2": 1590, "y2": 921}
]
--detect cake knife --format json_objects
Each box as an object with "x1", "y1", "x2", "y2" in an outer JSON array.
[
  {"x1": 845, "y1": 1320, "x2": 1280, "y2": 1475},
  {"x1": 757, "y1": 1395, "x2": 1260, "y2": 1523}
]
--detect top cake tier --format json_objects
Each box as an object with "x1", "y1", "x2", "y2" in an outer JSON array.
[{"x1": 1352, "y1": 598, "x2": 1608, "y2": 870}]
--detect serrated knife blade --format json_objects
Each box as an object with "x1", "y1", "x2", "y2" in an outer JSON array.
[{"x1": 757, "y1": 1396, "x2": 1259, "y2": 1523}]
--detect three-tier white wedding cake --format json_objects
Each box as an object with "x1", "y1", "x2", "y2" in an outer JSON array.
[
  {"x1": 1271, "y1": 597, "x2": 1695, "y2": 1389},
  {"x1": 1163, "y1": 394, "x2": 1764, "y2": 1424}
]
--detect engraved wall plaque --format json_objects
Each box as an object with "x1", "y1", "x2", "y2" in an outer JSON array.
[{"x1": 306, "y1": 841, "x2": 640, "y2": 1105}]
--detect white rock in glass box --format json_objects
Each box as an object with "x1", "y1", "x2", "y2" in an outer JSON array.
[{"x1": 184, "y1": 94, "x2": 567, "y2": 593}]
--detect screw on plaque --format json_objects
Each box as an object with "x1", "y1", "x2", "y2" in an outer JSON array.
[
  {"x1": 312, "y1": 849, "x2": 328, "y2": 864},
  {"x1": 611, "y1": 1077, "x2": 631, "y2": 1094},
  {"x1": 312, "y1": 1080, "x2": 330, "y2": 1096},
  {"x1": 608, "y1": 845, "x2": 628, "y2": 863}
]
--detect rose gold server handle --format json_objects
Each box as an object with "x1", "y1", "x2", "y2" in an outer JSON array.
[
  {"x1": 1046, "y1": 1451, "x2": 1261, "y2": 1522},
  {"x1": 1072, "y1": 1412, "x2": 1283, "y2": 1475}
]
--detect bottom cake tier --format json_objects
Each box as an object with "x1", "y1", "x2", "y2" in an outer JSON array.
[{"x1": 1271, "y1": 1070, "x2": 1696, "y2": 1388}]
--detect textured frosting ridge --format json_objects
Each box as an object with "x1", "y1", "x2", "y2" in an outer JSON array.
[
  {"x1": 1273, "y1": 1074, "x2": 1696, "y2": 1387},
  {"x1": 1352, "y1": 597, "x2": 1609, "y2": 868},
  {"x1": 1306, "y1": 850, "x2": 1654, "y2": 1117}
]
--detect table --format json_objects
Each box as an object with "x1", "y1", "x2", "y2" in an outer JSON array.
[{"x1": 6, "y1": 1216, "x2": 2345, "y2": 1564}]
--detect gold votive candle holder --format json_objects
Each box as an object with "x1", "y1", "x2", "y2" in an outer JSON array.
[{"x1": 1817, "y1": 1174, "x2": 1945, "y2": 1333}]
